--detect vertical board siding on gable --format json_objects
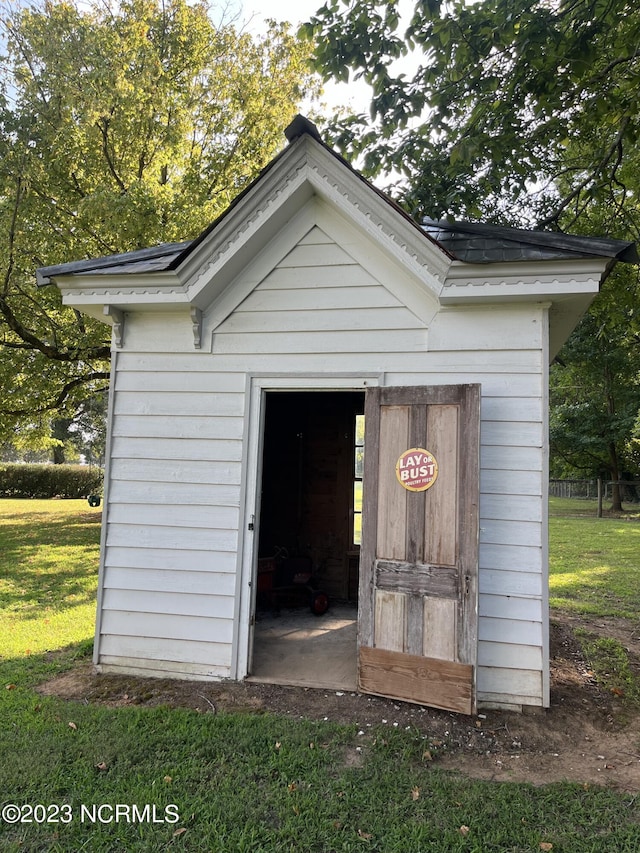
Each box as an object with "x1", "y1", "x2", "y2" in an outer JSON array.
[{"x1": 98, "y1": 351, "x2": 246, "y2": 678}]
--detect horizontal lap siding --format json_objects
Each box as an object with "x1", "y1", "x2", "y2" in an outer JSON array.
[
  {"x1": 107, "y1": 524, "x2": 236, "y2": 551},
  {"x1": 101, "y1": 610, "x2": 233, "y2": 644},
  {"x1": 212, "y1": 231, "x2": 428, "y2": 356},
  {"x1": 105, "y1": 546, "x2": 237, "y2": 573},
  {"x1": 99, "y1": 636, "x2": 232, "y2": 674},
  {"x1": 387, "y1": 305, "x2": 546, "y2": 705},
  {"x1": 100, "y1": 226, "x2": 547, "y2": 705},
  {"x1": 212, "y1": 328, "x2": 429, "y2": 354},
  {"x1": 104, "y1": 566, "x2": 236, "y2": 595},
  {"x1": 213, "y1": 233, "x2": 548, "y2": 707},
  {"x1": 103, "y1": 588, "x2": 231, "y2": 618},
  {"x1": 99, "y1": 350, "x2": 245, "y2": 679}
]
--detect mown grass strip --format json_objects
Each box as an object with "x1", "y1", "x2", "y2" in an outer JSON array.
[
  {"x1": 1, "y1": 675, "x2": 639, "y2": 852},
  {"x1": 0, "y1": 500, "x2": 101, "y2": 659},
  {"x1": 549, "y1": 497, "x2": 640, "y2": 618},
  {"x1": 1, "y1": 498, "x2": 640, "y2": 850}
]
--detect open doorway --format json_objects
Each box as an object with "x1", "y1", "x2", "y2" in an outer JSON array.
[{"x1": 249, "y1": 391, "x2": 364, "y2": 690}]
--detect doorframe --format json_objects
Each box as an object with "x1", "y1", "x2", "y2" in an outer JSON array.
[{"x1": 233, "y1": 373, "x2": 382, "y2": 681}]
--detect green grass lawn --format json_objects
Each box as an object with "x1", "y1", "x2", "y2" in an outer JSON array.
[
  {"x1": 0, "y1": 499, "x2": 101, "y2": 659},
  {"x1": 1, "y1": 498, "x2": 639, "y2": 851},
  {"x1": 549, "y1": 496, "x2": 640, "y2": 618}
]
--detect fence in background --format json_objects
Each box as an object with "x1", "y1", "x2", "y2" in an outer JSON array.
[
  {"x1": 549, "y1": 479, "x2": 598, "y2": 499},
  {"x1": 549, "y1": 479, "x2": 640, "y2": 516}
]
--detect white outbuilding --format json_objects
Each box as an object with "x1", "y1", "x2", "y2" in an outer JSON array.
[{"x1": 39, "y1": 116, "x2": 636, "y2": 713}]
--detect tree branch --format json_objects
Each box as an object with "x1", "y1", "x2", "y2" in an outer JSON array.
[
  {"x1": 2, "y1": 167, "x2": 26, "y2": 300},
  {"x1": 537, "y1": 116, "x2": 631, "y2": 227},
  {"x1": 28, "y1": 185, "x2": 117, "y2": 255},
  {"x1": 589, "y1": 48, "x2": 640, "y2": 84},
  {"x1": 96, "y1": 112, "x2": 128, "y2": 193},
  {"x1": 0, "y1": 338, "x2": 33, "y2": 350},
  {"x1": 1, "y1": 371, "x2": 111, "y2": 417},
  {"x1": 0, "y1": 294, "x2": 111, "y2": 362}
]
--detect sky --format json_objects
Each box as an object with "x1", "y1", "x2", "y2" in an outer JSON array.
[
  {"x1": 239, "y1": 0, "x2": 369, "y2": 115},
  {"x1": 237, "y1": 0, "x2": 417, "y2": 117},
  {"x1": 241, "y1": 0, "x2": 329, "y2": 30}
]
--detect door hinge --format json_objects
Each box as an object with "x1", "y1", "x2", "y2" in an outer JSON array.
[{"x1": 248, "y1": 514, "x2": 255, "y2": 531}]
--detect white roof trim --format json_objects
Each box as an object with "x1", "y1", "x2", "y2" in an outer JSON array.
[
  {"x1": 441, "y1": 258, "x2": 605, "y2": 304},
  {"x1": 180, "y1": 136, "x2": 450, "y2": 311},
  {"x1": 54, "y1": 135, "x2": 452, "y2": 320}
]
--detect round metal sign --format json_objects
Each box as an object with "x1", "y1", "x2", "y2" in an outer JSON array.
[{"x1": 395, "y1": 447, "x2": 438, "y2": 492}]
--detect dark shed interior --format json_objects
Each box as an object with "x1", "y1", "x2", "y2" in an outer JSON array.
[{"x1": 257, "y1": 391, "x2": 364, "y2": 604}]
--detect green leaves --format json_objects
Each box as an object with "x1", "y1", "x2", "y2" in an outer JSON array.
[
  {"x1": 549, "y1": 261, "x2": 640, "y2": 486},
  {"x1": 305, "y1": 0, "x2": 640, "y2": 485},
  {"x1": 306, "y1": 0, "x2": 640, "y2": 229},
  {"x1": 0, "y1": 0, "x2": 318, "y2": 449}
]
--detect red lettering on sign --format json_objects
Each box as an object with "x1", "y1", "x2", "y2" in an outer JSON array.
[{"x1": 395, "y1": 448, "x2": 438, "y2": 492}]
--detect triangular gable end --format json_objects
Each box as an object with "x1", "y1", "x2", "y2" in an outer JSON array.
[
  {"x1": 38, "y1": 115, "x2": 636, "y2": 356},
  {"x1": 42, "y1": 126, "x2": 451, "y2": 336},
  {"x1": 175, "y1": 133, "x2": 450, "y2": 330},
  {"x1": 209, "y1": 222, "x2": 435, "y2": 355},
  {"x1": 193, "y1": 188, "x2": 446, "y2": 341}
]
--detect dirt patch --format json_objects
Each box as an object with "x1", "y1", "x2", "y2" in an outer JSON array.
[{"x1": 38, "y1": 612, "x2": 640, "y2": 791}]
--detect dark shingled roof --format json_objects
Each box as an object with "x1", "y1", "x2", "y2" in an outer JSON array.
[
  {"x1": 36, "y1": 116, "x2": 638, "y2": 285},
  {"x1": 36, "y1": 241, "x2": 190, "y2": 285},
  {"x1": 422, "y1": 219, "x2": 639, "y2": 265}
]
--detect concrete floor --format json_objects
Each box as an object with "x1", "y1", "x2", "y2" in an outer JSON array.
[{"x1": 249, "y1": 603, "x2": 358, "y2": 691}]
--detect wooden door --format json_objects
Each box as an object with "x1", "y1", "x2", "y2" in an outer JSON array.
[{"x1": 358, "y1": 385, "x2": 480, "y2": 715}]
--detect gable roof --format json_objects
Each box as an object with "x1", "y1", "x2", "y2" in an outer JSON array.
[
  {"x1": 37, "y1": 114, "x2": 637, "y2": 288},
  {"x1": 37, "y1": 116, "x2": 443, "y2": 286}
]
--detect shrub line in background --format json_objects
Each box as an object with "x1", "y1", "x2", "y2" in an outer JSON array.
[{"x1": 0, "y1": 464, "x2": 103, "y2": 499}]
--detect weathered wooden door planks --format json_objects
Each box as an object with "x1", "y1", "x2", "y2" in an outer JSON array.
[{"x1": 358, "y1": 385, "x2": 481, "y2": 714}]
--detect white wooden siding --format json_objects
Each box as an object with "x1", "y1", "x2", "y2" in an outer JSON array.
[
  {"x1": 100, "y1": 635, "x2": 232, "y2": 671},
  {"x1": 103, "y1": 588, "x2": 231, "y2": 618},
  {"x1": 113, "y1": 390, "x2": 243, "y2": 417},
  {"x1": 98, "y1": 221, "x2": 549, "y2": 706},
  {"x1": 98, "y1": 343, "x2": 246, "y2": 679},
  {"x1": 212, "y1": 328, "x2": 429, "y2": 355},
  {"x1": 105, "y1": 566, "x2": 236, "y2": 595},
  {"x1": 110, "y1": 458, "x2": 241, "y2": 485},
  {"x1": 107, "y1": 503, "x2": 239, "y2": 528},
  {"x1": 481, "y1": 469, "x2": 542, "y2": 495}
]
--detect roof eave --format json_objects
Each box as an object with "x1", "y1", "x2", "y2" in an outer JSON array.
[{"x1": 441, "y1": 257, "x2": 606, "y2": 305}]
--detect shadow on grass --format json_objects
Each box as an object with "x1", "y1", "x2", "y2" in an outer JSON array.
[
  {"x1": 0, "y1": 638, "x2": 94, "y2": 690},
  {"x1": 549, "y1": 561, "x2": 640, "y2": 618},
  {"x1": 0, "y1": 511, "x2": 101, "y2": 615}
]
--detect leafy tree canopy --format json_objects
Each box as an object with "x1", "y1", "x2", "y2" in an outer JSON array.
[
  {"x1": 550, "y1": 262, "x2": 640, "y2": 499},
  {"x1": 305, "y1": 0, "x2": 640, "y2": 498},
  {"x1": 303, "y1": 0, "x2": 640, "y2": 231},
  {"x1": 0, "y1": 0, "x2": 318, "y2": 452}
]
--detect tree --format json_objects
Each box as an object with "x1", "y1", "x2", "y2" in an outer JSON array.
[
  {"x1": 304, "y1": 0, "x2": 640, "y2": 502},
  {"x1": 0, "y1": 0, "x2": 318, "y2": 454},
  {"x1": 302, "y1": 0, "x2": 640, "y2": 230},
  {"x1": 550, "y1": 264, "x2": 640, "y2": 510}
]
